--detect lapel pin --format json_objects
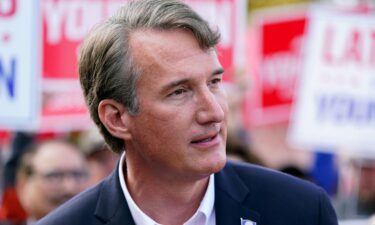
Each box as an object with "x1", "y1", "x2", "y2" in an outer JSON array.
[{"x1": 240, "y1": 218, "x2": 257, "y2": 225}]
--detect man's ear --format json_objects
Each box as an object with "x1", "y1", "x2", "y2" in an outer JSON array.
[{"x1": 98, "y1": 99, "x2": 132, "y2": 141}]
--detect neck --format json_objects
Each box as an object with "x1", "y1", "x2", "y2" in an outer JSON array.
[{"x1": 123, "y1": 156, "x2": 210, "y2": 225}]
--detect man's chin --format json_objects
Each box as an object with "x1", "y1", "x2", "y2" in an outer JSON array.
[
  {"x1": 212, "y1": 156, "x2": 227, "y2": 173},
  {"x1": 201, "y1": 154, "x2": 227, "y2": 175}
]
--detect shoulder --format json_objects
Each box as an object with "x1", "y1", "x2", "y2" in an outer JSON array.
[
  {"x1": 217, "y1": 161, "x2": 338, "y2": 224},
  {"x1": 35, "y1": 182, "x2": 103, "y2": 225},
  {"x1": 216, "y1": 161, "x2": 338, "y2": 224},
  {"x1": 222, "y1": 160, "x2": 318, "y2": 193}
]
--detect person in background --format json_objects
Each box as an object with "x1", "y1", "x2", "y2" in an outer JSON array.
[
  {"x1": 355, "y1": 159, "x2": 375, "y2": 216},
  {"x1": 334, "y1": 158, "x2": 375, "y2": 219},
  {"x1": 224, "y1": 81, "x2": 263, "y2": 165},
  {"x1": 0, "y1": 133, "x2": 35, "y2": 225},
  {"x1": 15, "y1": 140, "x2": 88, "y2": 224},
  {"x1": 37, "y1": 0, "x2": 338, "y2": 224},
  {"x1": 80, "y1": 129, "x2": 119, "y2": 186}
]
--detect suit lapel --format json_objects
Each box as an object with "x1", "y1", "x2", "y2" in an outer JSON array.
[
  {"x1": 215, "y1": 162, "x2": 260, "y2": 225},
  {"x1": 92, "y1": 161, "x2": 260, "y2": 225},
  {"x1": 94, "y1": 165, "x2": 135, "y2": 225}
]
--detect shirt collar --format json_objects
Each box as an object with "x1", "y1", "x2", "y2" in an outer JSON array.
[{"x1": 118, "y1": 152, "x2": 215, "y2": 225}]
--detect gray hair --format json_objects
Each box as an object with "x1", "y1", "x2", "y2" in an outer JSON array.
[{"x1": 79, "y1": 0, "x2": 220, "y2": 153}]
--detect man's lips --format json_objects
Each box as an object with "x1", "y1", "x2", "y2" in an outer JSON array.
[
  {"x1": 191, "y1": 133, "x2": 219, "y2": 144},
  {"x1": 190, "y1": 123, "x2": 222, "y2": 147}
]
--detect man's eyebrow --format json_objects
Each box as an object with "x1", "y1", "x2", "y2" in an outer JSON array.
[
  {"x1": 162, "y1": 78, "x2": 190, "y2": 92},
  {"x1": 162, "y1": 68, "x2": 225, "y2": 92},
  {"x1": 213, "y1": 68, "x2": 225, "y2": 76}
]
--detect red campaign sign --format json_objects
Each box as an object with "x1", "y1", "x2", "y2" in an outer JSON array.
[
  {"x1": 186, "y1": 0, "x2": 238, "y2": 81},
  {"x1": 0, "y1": 131, "x2": 11, "y2": 147},
  {"x1": 42, "y1": 0, "x2": 124, "y2": 81},
  {"x1": 217, "y1": 45, "x2": 234, "y2": 81},
  {"x1": 261, "y1": 18, "x2": 306, "y2": 107},
  {"x1": 40, "y1": 89, "x2": 94, "y2": 132},
  {"x1": 43, "y1": 29, "x2": 78, "y2": 80},
  {"x1": 42, "y1": 0, "x2": 239, "y2": 82},
  {"x1": 40, "y1": 0, "x2": 244, "y2": 133},
  {"x1": 245, "y1": 10, "x2": 307, "y2": 126}
]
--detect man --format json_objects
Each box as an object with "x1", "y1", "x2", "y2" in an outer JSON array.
[
  {"x1": 16, "y1": 140, "x2": 89, "y2": 224},
  {"x1": 37, "y1": 0, "x2": 338, "y2": 224}
]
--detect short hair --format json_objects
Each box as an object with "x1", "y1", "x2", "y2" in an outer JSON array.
[
  {"x1": 79, "y1": 0, "x2": 220, "y2": 153},
  {"x1": 16, "y1": 144, "x2": 38, "y2": 180},
  {"x1": 16, "y1": 140, "x2": 81, "y2": 180}
]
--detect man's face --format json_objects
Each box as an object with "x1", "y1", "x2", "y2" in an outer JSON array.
[
  {"x1": 125, "y1": 29, "x2": 228, "y2": 180},
  {"x1": 19, "y1": 142, "x2": 88, "y2": 220}
]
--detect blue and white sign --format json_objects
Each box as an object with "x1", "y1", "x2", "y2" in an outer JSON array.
[
  {"x1": 289, "y1": 8, "x2": 375, "y2": 156},
  {"x1": 0, "y1": 0, "x2": 41, "y2": 130}
]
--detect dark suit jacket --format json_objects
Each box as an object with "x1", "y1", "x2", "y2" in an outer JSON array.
[{"x1": 36, "y1": 161, "x2": 338, "y2": 225}]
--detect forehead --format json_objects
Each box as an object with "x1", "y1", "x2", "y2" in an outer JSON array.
[
  {"x1": 129, "y1": 28, "x2": 219, "y2": 76},
  {"x1": 32, "y1": 142, "x2": 84, "y2": 171}
]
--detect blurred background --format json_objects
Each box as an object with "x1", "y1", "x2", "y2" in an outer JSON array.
[{"x1": 0, "y1": 0, "x2": 375, "y2": 224}]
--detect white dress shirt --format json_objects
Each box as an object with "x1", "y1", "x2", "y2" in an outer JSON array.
[{"x1": 118, "y1": 153, "x2": 216, "y2": 225}]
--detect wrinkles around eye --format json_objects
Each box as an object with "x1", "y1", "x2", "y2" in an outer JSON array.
[
  {"x1": 170, "y1": 88, "x2": 187, "y2": 96},
  {"x1": 167, "y1": 88, "x2": 191, "y2": 100}
]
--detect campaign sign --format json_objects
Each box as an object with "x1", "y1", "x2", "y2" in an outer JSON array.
[
  {"x1": 42, "y1": 0, "x2": 125, "y2": 87},
  {"x1": 289, "y1": 8, "x2": 375, "y2": 155},
  {"x1": 0, "y1": 0, "x2": 40, "y2": 130},
  {"x1": 40, "y1": 0, "x2": 246, "y2": 132},
  {"x1": 244, "y1": 7, "x2": 307, "y2": 126},
  {"x1": 187, "y1": 0, "x2": 247, "y2": 80},
  {"x1": 42, "y1": 0, "x2": 245, "y2": 86},
  {"x1": 40, "y1": 87, "x2": 94, "y2": 132}
]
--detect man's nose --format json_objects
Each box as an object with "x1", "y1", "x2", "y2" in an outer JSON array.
[
  {"x1": 62, "y1": 177, "x2": 78, "y2": 193},
  {"x1": 196, "y1": 89, "x2": 225, "y2": 125}
]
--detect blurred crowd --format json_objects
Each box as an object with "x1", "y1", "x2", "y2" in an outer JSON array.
[
  {"x1": 1, "y1": 68, "x2": 373, "y2": 224},
  {"x1": 0, "y1": 130, "x2": 119, "y2": 225}
]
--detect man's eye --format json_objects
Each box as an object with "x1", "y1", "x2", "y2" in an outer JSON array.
[
  {"x1": 170, "y1": 88, "x2": 186, "y2": 96},
  {"x1": 45, "y1": 172, "x2": 64, "y2": 180},
  {"x1": 209, "y1": 78, "x2": 222, "y2": 87},
  {"x1": 211, "y1": 78, "x2": 222, "y2": 84}
]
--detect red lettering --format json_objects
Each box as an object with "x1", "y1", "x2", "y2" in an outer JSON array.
[
  {"x1": 342, "y1": 29, "x2": 362, "y2": 63},
  {"x1": 0, "y1": 0, "x2": 16, "y2": 17}
]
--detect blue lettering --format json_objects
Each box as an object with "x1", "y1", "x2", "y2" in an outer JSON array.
[
  {"x1": 0, "y1": 57, "x2": 16, "y2": 98},
  {"x1": 349, "y1": 98, "x2": 371, "y2": 123},
  {"x1": 367, "y1": 100, "x2": 375, "y2": 122},
  {"x1": 332, "y1": 96, "x2": 350, "y2": 122},
  {"x1": 316, "y1": 94, "x2": 375, "y2": 124},
  {"x1": 317, "y1": 95, "x2": 328, "y2": 120}
]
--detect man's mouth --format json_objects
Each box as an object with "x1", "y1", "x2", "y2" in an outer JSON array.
[{"x1": 191, "y1": 134, "x2": 217, "y2": 144}]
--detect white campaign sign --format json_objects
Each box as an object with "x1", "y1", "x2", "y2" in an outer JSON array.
[
  {"x1": 0, "y1": 0, "x2": 41, "y2": 130},
  {"x1": 289, "y1": 8, "x2": 375, "y2": 156}
]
